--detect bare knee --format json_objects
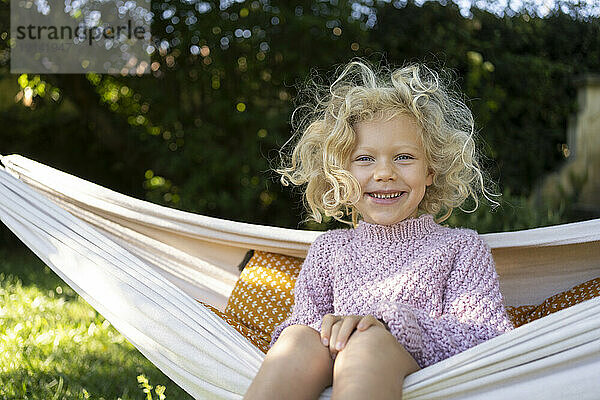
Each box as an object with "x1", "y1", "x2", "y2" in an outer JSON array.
[
  {"x1": 268, "y1": 324, "x2": 333, "y2": 377},
  {"x1": 335, "y1": 326, "x2": 421, "y2": 376},
  {"x1": 276, "y1": 324, "x2": 320, "y2": 344},
  {"x1": 272, "y1": 324, "x2": 325, "y2": 355},
  {"x1": 246, "y1": 326, "x2": 333, "y2": 400}
]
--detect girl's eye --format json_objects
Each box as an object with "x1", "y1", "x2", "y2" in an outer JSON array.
[{"x1": 355, "y1": 155, "x2": 413, "y2": 162}]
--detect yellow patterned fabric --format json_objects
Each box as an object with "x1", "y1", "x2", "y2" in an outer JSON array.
[
  {"x1": 198, "y1": 301, "x2": 271, "y2": 353},
  {"x1": 506, "y1": 276, "x2": 600, "y2": 328},
  {"x1": 224, "y1": 250, "x2": 304, "y2": 346}
]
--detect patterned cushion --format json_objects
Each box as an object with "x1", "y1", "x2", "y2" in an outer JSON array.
[
  {"x1": 224, "y1": 250, "x2": 304, "y2": 345},
  {"x1": 198, "y1": 301, "x2": 271, "y2": 353},
  {"x1": 506, "y1": 276, "x2": 600, "y2": 327}
]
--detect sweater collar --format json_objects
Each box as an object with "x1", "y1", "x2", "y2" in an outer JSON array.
[{"x1": 355, "y1": 214, "x2": 437, "y2": 242}]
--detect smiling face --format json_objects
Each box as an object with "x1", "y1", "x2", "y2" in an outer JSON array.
[{"x1": 348, "y1": 113, "x2": 433, "y2": 225}]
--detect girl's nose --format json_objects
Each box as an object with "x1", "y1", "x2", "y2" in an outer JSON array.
[{"x1": 373, "y1": 161, "x2": 397, "y2": 181}]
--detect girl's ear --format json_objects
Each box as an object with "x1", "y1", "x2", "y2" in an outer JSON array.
[{"x1": 426, "y1": 168, "x2": 434, "y2": 186}]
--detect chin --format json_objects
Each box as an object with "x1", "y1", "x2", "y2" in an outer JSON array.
[
  {"x1": 370, "y1": 211, "x2": 418, "y2": 225},
  {"x1": 369, "y1": 216, "x2": 403, "y2": 226}
]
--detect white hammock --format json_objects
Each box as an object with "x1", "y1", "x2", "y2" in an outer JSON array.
[{"x1": 0, "y1": 154, "x2": 599, "y2": 399}]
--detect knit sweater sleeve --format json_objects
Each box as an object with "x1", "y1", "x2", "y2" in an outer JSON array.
[
  {"x1": 269, "y1": 232, "x2": 338, "y2": 348},
  {"x1": 373, "y1": 233, "x2": 514, "y2": 369}
]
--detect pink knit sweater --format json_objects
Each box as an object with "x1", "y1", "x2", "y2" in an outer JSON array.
[{"x1": 269, "y1": 214, "x2": 514, "y2": 368}]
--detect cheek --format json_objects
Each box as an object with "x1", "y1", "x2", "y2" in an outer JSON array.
[
  {"x1": 407, "y1": 165, "x2": 431, "y2": 186},
  {"x1": 349, "y1": 168, "x2": 368, "y2": 186}
]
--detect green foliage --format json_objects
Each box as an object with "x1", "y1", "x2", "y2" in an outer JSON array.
[
  {"x1": 137, "y1": 375, "x2": 167, "y2": 400},
  {"x1": 374, "y1": 1, "x2": 598, "y2": 201},
  {"x1": 0, "y1": 249, "x2": 192, "y2": 400},
  {"x1": 1, "y1": 0, "x2": 599, "y2": 237},
  {"x1": 445, "y1": 188, "x2": 566, "y2": 233}
]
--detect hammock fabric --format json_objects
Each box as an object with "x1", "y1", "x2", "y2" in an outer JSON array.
[{"x1": 1, "y1": 154, "x2": 599, "y2": 399}]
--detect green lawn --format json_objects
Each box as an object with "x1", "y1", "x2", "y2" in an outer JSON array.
[{"x1": 0, "y1": 246, "x2": 195, "y2": 400}]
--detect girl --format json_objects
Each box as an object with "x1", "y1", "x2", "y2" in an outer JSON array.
[{"x1": 244, "y1": 59, "x2": 514, "y2": 400}]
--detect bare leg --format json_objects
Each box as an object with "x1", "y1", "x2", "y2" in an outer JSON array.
[
  {"x1": 244, "y1": 325, "x2": 334, "y2": 400},
  {"x1": 331, "y1": 326, "x2": 421, "y2": 400}
]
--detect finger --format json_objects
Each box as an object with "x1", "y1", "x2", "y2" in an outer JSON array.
[
  {"x1": 320, "y1": 314, "x2": 336, "y2": 346},
  {"x1": 329, "y1": 321, "x2": 341, "y2": 359},
  {"x1": 357, "y1": 315, "x2": 379, "y2": 331},
  {"x1": 335, "y1": 316, "x2": 361, "y2": 351}
]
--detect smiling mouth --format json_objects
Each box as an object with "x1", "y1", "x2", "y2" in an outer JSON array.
[{"x1": 367, "y1": 192, "x2": 405, "y2": 199}]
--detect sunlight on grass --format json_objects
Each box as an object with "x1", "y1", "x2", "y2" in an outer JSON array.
[{"x1": 0, "y1": 248, "x2": 194, "y2": 400}]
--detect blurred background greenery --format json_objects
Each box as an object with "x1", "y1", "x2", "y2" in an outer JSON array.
[
  {"x1": 1, "y1": 1, "x2": 599, "y2": 398},
  {"x1": 2, "y1": 0, "x2": 600, "y2": 243}
]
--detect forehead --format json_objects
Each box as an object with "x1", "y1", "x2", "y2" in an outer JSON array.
[{"x1": 352, "y1": 113, "x2": 424, "y2": 150}]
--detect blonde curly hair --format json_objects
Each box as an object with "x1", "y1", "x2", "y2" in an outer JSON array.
[{"x1": 276, "y1": 58, "x2": 497, "y2": 227}]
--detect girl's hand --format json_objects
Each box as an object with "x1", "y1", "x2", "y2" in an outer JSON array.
[{"x1": 320, "y1": 314, "x2": 386, "y2": 359}]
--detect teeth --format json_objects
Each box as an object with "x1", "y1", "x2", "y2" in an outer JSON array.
[{"x1": 370, "y1": 192, "x2": 402, "y2": 199}]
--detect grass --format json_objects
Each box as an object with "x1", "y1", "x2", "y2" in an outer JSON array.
[{"x1": 0, "y1": 245, "x2": 195, "y2": 400}]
